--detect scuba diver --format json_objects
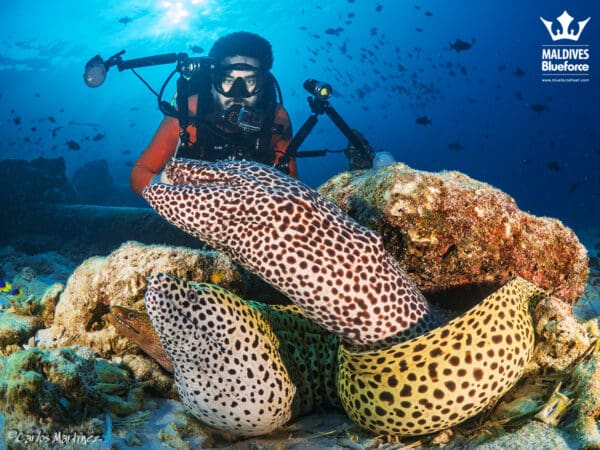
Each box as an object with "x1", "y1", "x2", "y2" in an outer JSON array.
[{"x1": 130, "y1": 31, "x2": 296, "y2": 196}]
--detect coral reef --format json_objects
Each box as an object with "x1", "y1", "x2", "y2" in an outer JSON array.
[
  {"x1": 46, "y1": 241, "x2": 250, "y2": 355},
  {"x1": 531, "y1": 296, "x2": 599, "y2": 373},
  {"x1": 0, "y1": 314, "x2": 43, "y2": 355},
  {"x1": 0, "y1": 346, "x2": 142, "y2": 449},
  {"x1": 319, "y1": 163, "x2": 588, "y2": 303},
  {"x1": 0, "y1": 271, "x2": 62, "y2": 356},
  {"x1": 42, "y1": 241, "x2": 281, "y2": 395}
]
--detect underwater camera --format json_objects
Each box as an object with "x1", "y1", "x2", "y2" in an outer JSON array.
[
  {"x1": 222, "y1": 105, "x2": 265, "y2": 133},
  {"x1": 303, "y1": 79, "x2": 333, "y2": 101},
  {"x1": 277, "y1": 78, "x2": 375, "y2": 173}
]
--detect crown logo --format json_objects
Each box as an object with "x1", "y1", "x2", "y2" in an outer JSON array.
[{"x1": 540, "y1": 10, "x2": 591, "y2": 41}]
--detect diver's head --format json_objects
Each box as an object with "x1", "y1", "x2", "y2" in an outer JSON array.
[{"x1": 208, "y1": 32, "x2": 273, "y2": 111}]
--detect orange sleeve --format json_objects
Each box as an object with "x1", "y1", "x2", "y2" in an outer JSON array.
[
  {"x1": 271, "y1": 104, "x2": 298, "y2": 178},
  {"x1": 130, "y1": 95, "x2": 199, "y2": 196},
  {"x1": 130, "y1": 116, "x2": 180, "y2": 195}
]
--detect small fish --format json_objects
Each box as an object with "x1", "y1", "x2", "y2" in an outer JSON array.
[
  {"x1": 568, "y1": 183, "x2": 580, "y2": 193},
  {"x1": 424, "y1": 11, "x2": 433, "y2": 16},
  {"x1": 189, "y1": 45, "x2": 204, "y2": 54},
  {"x1": 375, "y1": 4, "x2": 383, "y2": 12},
  {"x1": 515, "y1": 91, "x2": 523, "y2": 101},
  {"x1": 416, "y1": 115, "x2": 432, "y2": 125},
  {"x1": 416, "y1": 27, "x2": 424, "y2": 32},
  {"x1": 514, "y1": 67, "x2": 525, "y2": 77},
  {"x1": 48, "y1": 116, "x2": 56, "y2": 123},
  {"x1": 530, "y1": 104, "x2": 550, "y2": 113},
  {"x1": 65, "y1": 139, "x2": 81, "y2": 150},
  {"x1": 546, "y1": 161, "x2": 562, "y2": 171},
  {"x1": 92, "y1": 133, "x2": 105, "y2": 141},
  {"x1": 450, "y1": 38, "x2": 472, "y2": 52},
  {"x1": 118, "y1": 16, "x2": 132, "y2": 24},
  {"x1": 498, "y1": 64, "x2": 506, "y2": 72},
  {"x1": 210, "y1": 272, "x2": 226, "y2": 284},
  {"x1": 0, "y1": 279, "x2": 11, "y2": 292},
  {"x1": 325, "y1": 27, "x2": 344, "y2": 36},
  {"x1": 12, "y1": 117, "x2": 21, "y2": 125},
  {"x1": 448, "y1": 141, "x2": 463, "y2": 151},
  {"x1": 8, "y1": 287, "x2": 22, "y2": 297}
]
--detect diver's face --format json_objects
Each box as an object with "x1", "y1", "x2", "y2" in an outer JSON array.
[{"x1": 212, "y1": 56, "x2": 262, "y2": 110}]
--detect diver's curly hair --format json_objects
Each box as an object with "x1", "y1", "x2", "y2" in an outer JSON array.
[{"x1": 209, "y1": 31, "x2": 273, "y2": 70}]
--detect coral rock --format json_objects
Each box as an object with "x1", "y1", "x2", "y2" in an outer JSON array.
[
  {"x1": 0, "y1": 314, "x2": 43, "y2": 355},
  {"x1": 319, "y1": 164, "x2": 588, "y2": 303},
  {"x1": 531, "y1": 297, "x2": 599, "y2": 373},
  {"x1": 46, "y1": 241, "x2": 251, "y2": 361}
]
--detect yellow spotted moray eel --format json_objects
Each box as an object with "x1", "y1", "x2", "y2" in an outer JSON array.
[{"x1": 140, "y1": 159, "x2": 548, "y2": 437}]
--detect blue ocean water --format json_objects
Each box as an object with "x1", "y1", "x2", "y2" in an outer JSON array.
[{"x1": 0, "y1": 0, "x2": 598, "y2": 230}]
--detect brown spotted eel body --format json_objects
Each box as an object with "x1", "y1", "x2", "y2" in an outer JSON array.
[{"x1": 142, "y1": 159, "x2": 444, "y2": 349}]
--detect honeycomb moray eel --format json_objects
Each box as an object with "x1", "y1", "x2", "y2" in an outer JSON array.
[
  {"x1": 143, "y1": 273, "x2": 546, "y2": 437},
  {"x1": 142, "y1": 159, "x2": 445, "y2": 349},
  {"x1": 144, "y1": 273, "x2": 296, "y2": 437}
]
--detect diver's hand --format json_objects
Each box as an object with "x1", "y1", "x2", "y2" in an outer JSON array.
[{"x1": 150, "y1": 170, "x2": 172, "y2": 185}]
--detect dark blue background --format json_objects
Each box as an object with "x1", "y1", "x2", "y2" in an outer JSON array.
[{"x1": 1, "y1": 1, "x2": 598, "y2": 231}]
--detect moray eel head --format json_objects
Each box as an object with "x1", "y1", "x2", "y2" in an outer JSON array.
[{"x1": 144, "y1": 273, "x2": 296, "y2": 437}]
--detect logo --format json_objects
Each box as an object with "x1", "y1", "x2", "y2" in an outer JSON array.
[
  {"x1": 539, "y1": 10, "x2": 591, "y2": 83},
  {"x1": 540, "y1": 10, "x2": 591, "y2": 41}
]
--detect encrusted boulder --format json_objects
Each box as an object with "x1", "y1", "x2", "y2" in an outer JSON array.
[
  {"x1": 319, "y1": 163, "x2": 588, "y2": 304},
  {"x1": 45, "y1": 241, "x2": 252, "y2": 359}
]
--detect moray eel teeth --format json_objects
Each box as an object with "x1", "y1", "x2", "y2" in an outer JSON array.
[
  {"x1": 337, "y1": 277, "x2": 547, "y2": 436},
  {"x1": 142, "y1": 159, "x2": 444, "y2": 349},
  {"x1": 144, "y1": 273, "x2": 295, "y2": 437}
]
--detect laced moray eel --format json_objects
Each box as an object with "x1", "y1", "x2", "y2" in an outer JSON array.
[
  {"x1": 144, "y1": 273, "x2": 296, "y2": 436},
  {"x1": 139, "y1": 159, "x2": 549, "y2": 436},
  {"x1": 140, "y1": 273, "x2": 546, "y2": 437},
  {"x1": 142, "y1": 159, "x2": 444, "y2": 349}
]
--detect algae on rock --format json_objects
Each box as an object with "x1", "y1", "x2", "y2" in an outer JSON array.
[{"x1": 319, "y1": 163, "x2": 588, "y2": 304}]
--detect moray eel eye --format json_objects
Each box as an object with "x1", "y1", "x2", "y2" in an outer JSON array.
[
  {"x1": 126, "y1": 311, "x2": 136, "y2": 321},
  {"x1": 186, "y1": 290, "x2": 199, "y2": 303}
]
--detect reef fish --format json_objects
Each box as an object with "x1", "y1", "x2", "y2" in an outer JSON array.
[
  {"x1": 142, "y1": 159, "x2": 444, "y2": 349},
  {"x1": 0, "y1": 279, "x2": 11, "y2": 292},
  {"x1": 450, "y1": 38, "x2": 472, "y2": 52},
  {"x1": 416, "y1": 115, "x2": 432, "y2": 125}
]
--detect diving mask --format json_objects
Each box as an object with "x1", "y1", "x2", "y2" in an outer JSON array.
[{"x1": 212, "y1": 63, "x2": 264, "y2": 98}]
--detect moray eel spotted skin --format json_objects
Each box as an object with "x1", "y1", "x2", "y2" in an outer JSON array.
[
  {"x1": 144, "y1": 273, "x2": 296, "y2": 437},
  {"x1": 142, "y1": 273, "x2": 546, "y2": 437},
  {"x1": 108, "y1": 305, "x2": 174, "y2": 373},
  {"x1": 338, "y1": 277, "x2": 546, "y2": 436},
  {"x1": 142, "y1": 159, "x2": 444, "y2": 349}
]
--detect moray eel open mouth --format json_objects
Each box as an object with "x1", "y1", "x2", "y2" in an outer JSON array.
[{"x1": 140, "y1": 160, "x2": 549, "y2": 438}]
